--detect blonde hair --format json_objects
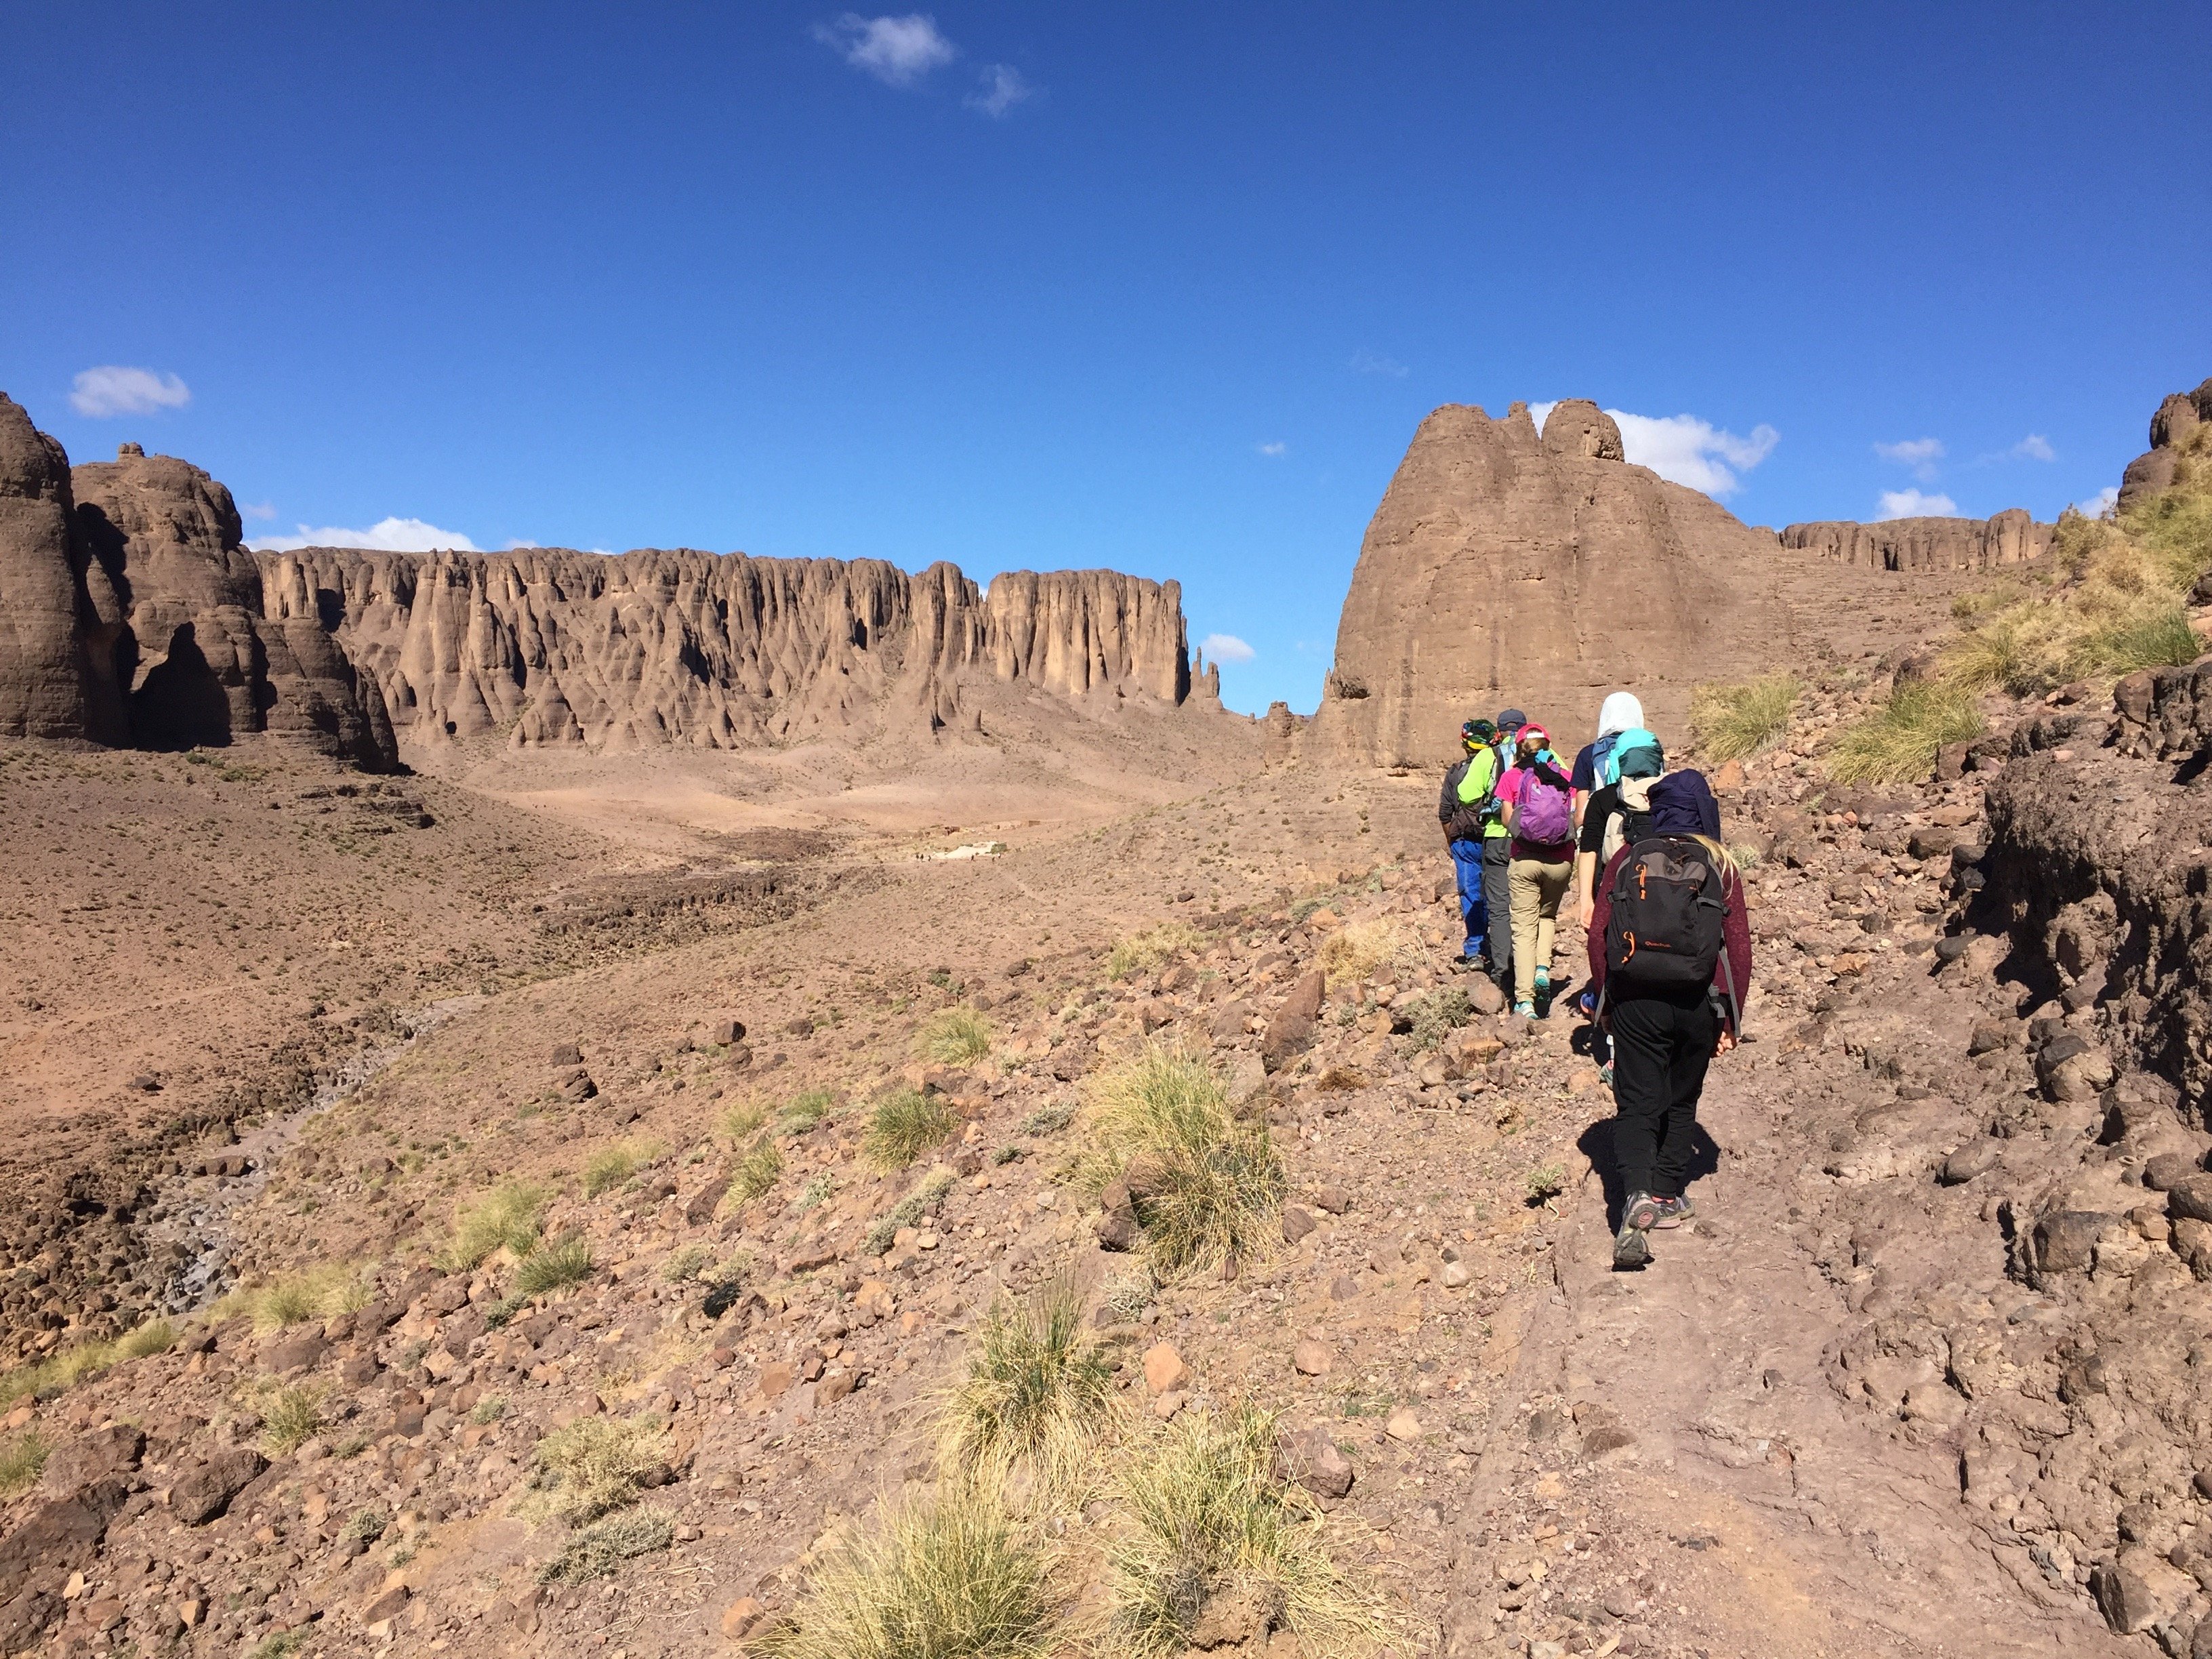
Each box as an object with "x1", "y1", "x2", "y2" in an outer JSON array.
[{"x1": 1688, "y1": 834, "x2": 1740, "y2": 877}]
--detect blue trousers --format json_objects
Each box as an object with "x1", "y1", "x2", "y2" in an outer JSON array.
[{"x1": 1450, "y1": 838, "x2": 1488, "y2": 958}]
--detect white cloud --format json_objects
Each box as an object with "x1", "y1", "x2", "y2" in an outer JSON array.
[
  {"x1": 815, "y1": 12, "x2": 955, "y2": 85},
  {"x1": 1610, "y1": 411, "x2": 1778, "y2": 497},
  {"x1": 1256, "y1": 441, "x2": 1286, "y2": 457},
  {"x1": 1200, "y1": 633, "x2": 1255, "y2": 663},
  {"x1": 69, "y1": 365, "x2": 190, "y2": 417},
  {"x1": 2013, "y1": 433, "x2": 2056, "y2": 462},
  {"x1": 1875, "y1": 488, "x2": 1959, "y2": 520},
  {"x1": 1527, "y1": 400, "x2": 1557, "y2": 430},
  {"x1": 249, "y1": 516, "x2": 481, "y2": 553},
  {"x1": 1350, "y1": 350, "x2": 1408, "y2": 377},
  {"x1": 505, "y1": 538, "x2": 541, "y2": 550},
  {"x1": 2072, "y1": 485, "x2": 2119, "y2": 518},
  {"x1": 966, "y1": 64, "x2": 1032, "y2": 117},
  {"x1": 239, "y1": 499, "x2": 276, "y2": 522},
  {"x1": 1875, "y1": 436, "x2": 1945, "y2": 481}
]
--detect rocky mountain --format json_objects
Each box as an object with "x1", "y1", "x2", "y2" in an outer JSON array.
[
  {"x1": 1779, "y1": 507, "x2": 2051, "y2": 571},
  {"x1": 2119, "y1": 377, "x2": 2212, "y2": 511},
  {"x1": 1309, "y1": 398, "x2": 1797, "y2": 766}
]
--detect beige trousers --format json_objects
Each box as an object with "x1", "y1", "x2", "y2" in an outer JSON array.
[{"x1": 1509, "y1": 856, "x2": 1572, "y2": 1005}]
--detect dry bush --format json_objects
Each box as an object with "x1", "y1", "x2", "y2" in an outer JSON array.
[
  {"x1": 539, "y1": 1507, "x2": 676, "y2": 1582},
  {"x1": 584, "y1": 1143, "x2": 644, "y2": 1198},
  {"x1": 1315, "y1": 920, "x2": 1408, "y2": 991},
  {"x1": 260, "y1": 1383, "x2": 326, "y2": 1454},
  {"x1": 941, "y1": 1279, "x2": 1115, "y2": 1496},
  {"x1": 1828, "y1": 681, "x2": 1985, "y2": 785},
  {"x1": 865, "y1": 1088, "x2": 957, "y2": 1170},
  {"x1": 1110, "y1": 1403, "x2": 1391, "y2": 1658},
  {"x1": 533, "y1": 1412, "x2": 670, "y2": 1523},
  {"x1": 1078, "y1": 1048, "x2": 1284, "y2": 1278},
  {"x1": 720, "y1": 1101, "x2": 767, "y2": 1141},
  {"x1": 221, "y1": 1264, "x2": 369, "y2": 1332},
  {"x1": 1108, "y1": 922, "x2": 1205, "y2": 981},
  {"x1": 449, "y1": 1181, "x2": 548, "y2": 1269},
  {"x1": 1689, "y1": 674, "x2": 1799, "y2": 760},
  {"x1": 1403, "y1": 985, "x2": 1471, "y2": 1052},
  {"x1": 920, "y1": 1006, "x2": 994, "y2": 1065},
  {"x1": 750, "y1": 1475, "x2": 1058, "y2": 1659}
]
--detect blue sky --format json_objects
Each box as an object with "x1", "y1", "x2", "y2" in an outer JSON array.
[{"x1": 5, "y1": 4, "x2": 2208, "y2": 715}]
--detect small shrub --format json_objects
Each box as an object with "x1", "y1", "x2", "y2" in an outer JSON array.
[
  {"x1": 1525, "y1": 1164, "x2": 1566, "y2": 1206},
  {"x1": 1404, "y1": 986, "x2": 1472, "y2": 1052},
  {"x1": 470, "y1": 1394, "x2": 509, "y2": 1425},
  {"x1": 261, "y1": 1384, "x2": 325, "y2": 1454},
  {"x1": 1110, "y1": 1403, "x2": 1389, "y2": 1658},
  {"x1": 1315, "y1": 921, "x2": 1407, "y2": 991},
  {"x1": 539, "y1": 1507, "x2": 676, "y2": 1582},
  {"x1": 449, "y1": 1181, "x2": 549, "y2": 1269},
  {"x1": 584, "y1": 1142, "x2": 644, "y2": 1198},
  {"x1": 1689, "y1": 674, "x2": 1799, "y2": 761},
  {"x1": 662, "y1": 1243, "x2": 716, "y2": 1284},
  {"x1": 249, "y1": 1633, "x2": 304, "y2": 1659},
  {"x1": 1108, "y1": 922, "x2": 1206, "y2": 981},
  {"x1": 340, "y1": 1507, "x2": 389, "y2": 1544},
  {"x1": 863, "y1": 1166, "x2": 956, "y2": 1257},
  {"x1": 533, "y1": 1412, "x2": 670, "y2": 1523},
  {"x1": 794, "y1": 1172, "x2": 834, "y2": 1213},
  {"x1": 942, "y1": 1281, "x2": 1116, "y2": 1491},
  {"x1": 1079, "y1": 1048, "x2": 1285, "y2": 1278},
  {"x1": 0, "y1": 1431, "x2": 48, "y2": 1495},
  {"x1": 1103, "y1": 1267, "x2": 1156, "y2": 1323},
  {"x1": 1018, "y1": 1103, "x2": 1074, "y2": 1137},
  {"x1": 512, "y1": 1234, "x2": 594, "y2": 1299},
  {"x1": 1828, "y1": 680, "x2": 1984, "y2": 785},
  {"x1": 864, "y1": 1089, "x2": 956, "y2": 1170},
  {"x1": 749, "y1": 1476, "x2": 1057, "y2": 1659},
  {"x1": 920, "y1": 1006, "x2": 994, "y2": 1065}
]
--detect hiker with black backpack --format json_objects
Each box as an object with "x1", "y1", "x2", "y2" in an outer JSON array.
[
  {"x1": 1483, "y1": 709, "x2": 1528, "y2": 996},
  {"x1": 1494, "y1": 721, "x2": 1578, "y2": 1019},
  {"x1": 1437, "y1": 717, "x2": 1504, "y2": 968},
  {"x1": 1584, "y1": 770, "x2": 1751, "y2": 1268}
]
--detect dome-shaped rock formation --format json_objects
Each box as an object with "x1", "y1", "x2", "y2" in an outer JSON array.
[{"x1": 0, "y1": 396, "x2": 127, "y2": 743}]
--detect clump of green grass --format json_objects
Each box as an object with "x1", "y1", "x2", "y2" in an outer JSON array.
[
  {"x1": 1110, "y1": 1403, "x2": 1391, "y2": 1658},
  {"x1": 863, "y1": 1166, "x2": 956, "y2": 1257},
  {"x1": 1828, "y1": 680, "x2": 1985, "y2": 785},
  {"x1": 750, "y1": 1476, "x2": 1058, "y2": 1659},
  {"x1": 586, "y1": 1139, "x2": 661, "y2": 1199},
  {"x1": 1525, "y1": 1163, "x2": 1566, "y2": 1206},
  {"x1": 1404, "y1": 986, "x2": 1472, "y2": 1052},
  {"x1": 449, "y1": 1180, "x2": 549, "y2": 1269},
  {"x1": 0, "y1": 1430, "x2": 49, "y2": 1495},
  {"x1": 941, "y1": 1281, "x2": 1115, "y2": 1494},
  {"x1": 864, "y1": 1089, "x2": 956, "y2": 1170},
  {"x1": 260, "y1": 1383, "x2": 326, "y2": 1454},
  {"x1": 1078, "y1": 1048, "x2": 1285, "y2": 1278},
  {"x1": 1689, "y1": 674, "x2": 1799, "y2": 762},
  {"x1": 512, "y1": 1234, "x2": 594, "y2": 1299},
  {"x1": 533, "y1": 1412, "x2": 670, "y2": 1523},
  {"x1": 1944, "y1": 616, "x2": 2041, "y2": 696},
  {"x1": 721, "y1": 1101, "x2": 767, "y2": 1142},
  {"x1": 539, "y1": 1507, "x2": 676, "y2": 1582},
  {"x1": 118, "y1": 1318, "x2": 178, "y2": 1360},
  {"x1": 728, "y1": 1139, "x2": 783, "y2": 1209},
  {"x1": 2087, "y1": 603, "x2": 2200, "y2": 675},
  {"x1": 778, "y1": 1088, "x2": 838, "y2": 1136},
  {"x1": 1108, "y1": 922, "x2": 1206, "y2": 981},
  {"x1": 920, "y1": 1006, "x2": 994, "y2": 1065}
]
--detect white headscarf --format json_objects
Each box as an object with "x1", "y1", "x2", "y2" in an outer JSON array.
[{"x1": 1597, "y1": 691, "x2": 1644, "y2": 741}]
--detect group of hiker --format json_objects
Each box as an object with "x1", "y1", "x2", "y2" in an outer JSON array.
[{"x1": 1437, "y1": 694, "x2": 1751, "y2": 1269}]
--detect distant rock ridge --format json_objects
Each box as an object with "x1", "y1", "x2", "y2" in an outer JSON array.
[
  {"x1": 1311, "y1": 398, "x2": 1793, "y2": 767},
  {"x1": 1778, "y1": 510, "x2": 2051, "y2": 571},
  {"x1": 262, "y1": 546, "x2": 1200, "y2": 750},
  {"x1": 2118, "y1": 377, "x2": 2212, "y2": 512}
]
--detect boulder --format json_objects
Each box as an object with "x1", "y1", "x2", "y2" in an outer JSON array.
[
  {"x1": 1260, "y1": 970, "x2": 1326, "y2": 1072},
  {"x1": 2030, "y1": 1210, "x2": 2116, "y2": 1277},
  {"x1": 1275, "y1": 1424, "x2": 1355, "y2": 1499},
  {"x1": 39, "y1": 1426, "x2": 142, "y2": 1495},
  {"x1": 169, "y1": 1448, "x2": 268, "y2": 1525},
  {"x1": 0, "y1": 1480, "x2": 125, "y2": 1601}
]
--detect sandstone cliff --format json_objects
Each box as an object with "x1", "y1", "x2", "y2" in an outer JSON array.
[
  {"x1": 2118, "y1": 377, "x2": 2212, "y2": 512},
  {"x1": 1778, "y1": 508, "x2": 2051, "y2": 571},
  {"x1": 0, "y1": 396, "x2": 127, "y2": 743},
  {"x1": 1309, "y1": 399, "x2": 1793, "y2": 766},
  {"x1": 258, "y1": 547, "x2": 1197, "y2": 751}
]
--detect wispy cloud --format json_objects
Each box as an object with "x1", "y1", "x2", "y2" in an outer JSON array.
[
  {"x1": 1610, "y1": 411, "x2": 1778, "y2": 497},
  {"x1": 1350, "y1": 350, "x2": 1408, "y2": 377},
  {"x1": 2072, "y1": 485, "x2": 2118, "y2": 518},
  {"x1": 2013, "y1": 433, "x2": 2056, "y2": 462},
  {"x1": 1256, "y1": 441, "x2": 1286, "y2": 457},
  {"x1": 1199, "y1": 632, "x2": 1255, "y2": 663},
  {"x1": 967, "y1": 63, "x2": 1033, "y2": 116},
  {"x1": 815, "y1": 12, "x2": 956, "y2": 85},
  {"x1": 238, "y1": 499, "x2": 276, "y2": 523},
  {"x1": 250, "y1": 516, "x2": 480, "y2": 553},
  {"x1": 1875, "y1": 488, "x2": 1958, "y2": 520},
  {"x1": 1875, "y1": 436, "x2": 1945, "y2": 482},
  {"x1": 70, "y1": 366, "x2": 190, "y2": 417}
]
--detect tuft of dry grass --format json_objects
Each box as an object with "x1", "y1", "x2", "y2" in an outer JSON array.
[
  {"x1": 1315, "y1": 920, "x2": 1407, "y2": 991},
  {"x1": 219, "y1": 1264, "x2": 368, "y2": 1332},
  {"x1": 1107, "y1": 922, "x2": 1205, "y2": 981},
  {"x1": 539, "y1": 1507, "x2": 676, "y2": 1582},
  {"x1": 777, "y1": 1088, "x2": 838, "y2": 1136},
  {"x1": 1828, "y1": 680, "x2": 1985, "y2": 784},
  {"x1": 1689, "y1": 674, "x2": 1800, "y2": 761},
  {"x1": 749, "y1": 1474, "x2": 1059, "y2": 1659},
  {"x1": 920, "y1": 1006, "x2": 994, "y2": 1065},
  {"x1": 533, "y1": 1412, "x2": 670, "y2": 1523},
  {"x1": 941, "y1": 1280, "x2": 1116, "y2": 1497},
  {"x1": 1078, "y1": 1048, "x2": 1284, "y2": 1278},
  {"x1": 1109, "y1": 1403, "x2": 1393, "y2": 1658},
  {"x1": 0, "y1": 1315, "x2": 179, "y2": 1406},
  {"x1": 727, "y1": 1139, "x2": 784, "y2": 1209},
  {"x1": 260, "y1": 1383, "x2": 326, "y2": 1454},
  {"x1": 448, "y1": 1181, "x2": 548, "y2": 1269},
  {"x1": 0, "y1": 1430, "x2": 48, "y2": 1495},
  {"x1": 864, "y1": 1089, "x2": 956, "y2": 1170},
  {"x1": 720, "y1": 1101, "x2": 768, "y2": 1142},
  {"x1": 512, "y1": 1233, "x2": 594, "y2": 1298}
]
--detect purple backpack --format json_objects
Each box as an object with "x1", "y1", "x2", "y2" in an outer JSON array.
[{"x1": 1513, "y1": 764, "x2": 1575, "y2": 850}]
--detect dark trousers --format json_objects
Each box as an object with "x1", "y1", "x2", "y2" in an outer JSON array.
[
  {"x1": 1481, "y1": 838, "x2": 1513, "y2": 987},
  {"x1": 1608, "y1": 993, "x2": 1717, "y2": 1200}
]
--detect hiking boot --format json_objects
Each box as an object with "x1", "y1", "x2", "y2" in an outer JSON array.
[
  {"x1": 1534, "y1": 967, "x2": 1551, "y2": 996},
  {"x1": 1513, "y1": 1000, "x2": 1537, "y2": 1020},
  {"x1": 1612, "y1": 1217, "x2": 1650, "y2": 1269},
  {"x1": 1597, "y1": 1062, "x2": 1614, "y2": 1086},
  {"x1": 1652, "y1": 1194, "x2": 1695, "y2": 1229},
  {"x1": 1622, "y1": 1190, "x2": 1662, "y2": 1233}
]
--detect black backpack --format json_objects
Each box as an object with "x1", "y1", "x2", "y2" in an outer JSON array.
[{"x1": 1605, "y1": 836, "x2": 1727, "y2": 990}]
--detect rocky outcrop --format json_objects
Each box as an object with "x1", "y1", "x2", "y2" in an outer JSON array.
[
  {"x1": 1778, "y1": 508, "x2": 2051, "y2": 571},
  {"x1": 1311, "y1": 399, "x2": 1792, "y2": 766},
  {"x1": 260, "y1": 548, "x2": 1197, "y2": 751},
  {"x1": 0, "y1": 396, "x2": 126, "y2": 743},
  {"x1": 72, "y1": 446, "x2": 398, "y2": 768},
  {"x1": 2118, "y1": 377, "x2": 2212, "y2": 512}
]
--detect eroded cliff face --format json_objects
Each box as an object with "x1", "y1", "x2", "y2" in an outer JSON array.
[
  {"x1": 0, "y1": 396, "x2": 126, "y2": 743},
  {"x1": 257, "y1": 547, "x2": 1195, "y2": 751},
  {"x1": 1779, "y1": 508, "x2": 2051, "y2": 571},
  {"x1": 1310, "y1": 399, "x2": 1792, "y2": 766}
]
